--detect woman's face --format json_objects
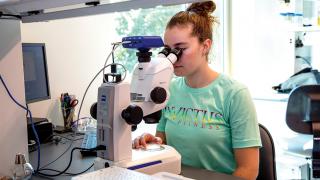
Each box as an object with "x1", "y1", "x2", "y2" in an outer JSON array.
[{"x1": 164, "y1": 24, "x2": 207, "y2": 77}]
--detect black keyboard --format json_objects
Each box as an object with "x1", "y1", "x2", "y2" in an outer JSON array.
[{"x1": 80, "y1": 131, "x2": 97, "y2": 157}]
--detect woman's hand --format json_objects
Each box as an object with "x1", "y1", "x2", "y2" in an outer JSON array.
[{"x1": 132, "y1": 133, "x2": 163, "y2": 149}]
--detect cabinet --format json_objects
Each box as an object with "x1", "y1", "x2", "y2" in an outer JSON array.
[
  {"x1": 278, "y1": 0, "x2": 319, "y2": 27},
  {"x1": 278, "y1": 0, "x2": 320, "y2": 74},
  {"x1": 292, "y1": 27, "x2": 320, "y2": 73}
]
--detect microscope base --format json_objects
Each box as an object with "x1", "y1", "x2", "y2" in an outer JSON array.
[{"x1": 94, "y1": 145, "x2": 181, "y2": 175}]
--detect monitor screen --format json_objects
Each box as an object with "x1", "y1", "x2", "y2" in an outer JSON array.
[{"x1": 22, "y1": 43, "x2": 51, "y2": 104}]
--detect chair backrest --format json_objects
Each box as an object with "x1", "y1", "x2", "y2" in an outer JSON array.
[{"x1": 257, "y1": 124, "x2": 277, "y2": 180}]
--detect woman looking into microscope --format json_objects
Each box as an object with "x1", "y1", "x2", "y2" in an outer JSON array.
[{"x1": 133, "y1": 1, "x2": 261, "y2": 180}]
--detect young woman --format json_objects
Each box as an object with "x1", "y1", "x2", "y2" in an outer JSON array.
[{"x1": 133, "y1": 1, "x2": 261, "y2": 180}]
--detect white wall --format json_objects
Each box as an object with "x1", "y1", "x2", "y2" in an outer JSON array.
[
  {"x1": 0, "y1": 19, "x2": 29, "y2": 177},
  {"x1": 231, "y1": 0, "x2": 295, "y2": 97},
  {"x1": 230, "y1": 0, "x2": 314, "y2": 178},
  {"x1": 21, "y1": 14, "x2": 119, "y2": 126}
]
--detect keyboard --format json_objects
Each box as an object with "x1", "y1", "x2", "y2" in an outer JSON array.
[{"x1": 80, "y1": 131, "x2": 97, "y2": 157}]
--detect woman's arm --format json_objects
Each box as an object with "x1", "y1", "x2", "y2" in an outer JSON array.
[{"x1": 232, "y1": 147, "x2": 259, "y2": 180}]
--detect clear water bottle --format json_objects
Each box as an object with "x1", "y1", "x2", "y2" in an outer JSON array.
[{"x1": 12, "y1": 153, "x2": 33, "y2": 180}]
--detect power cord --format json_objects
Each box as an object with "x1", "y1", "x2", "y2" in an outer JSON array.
[
  {"x1": 37, "y1": 163, "x2": 94, "y2": 176},
  {"x1": 76, "y1": 42, "x2": 126, "y2": 125},
  {"x1": 38, "y1": 42, "x2": 126, "y2": 175},
  {"x1": 0, "y1": 42, "x2": 128, "y2": 177},
  {"x1": 38, "y1": 131, "x2": 82, "y2": 170},
  {"x1": 0, "y1": 74, "x2": 41, "y2": 172},
  {"x1": 0, "y1": 11, "x2": 22, "y2": 19},
  {"x1": 102, "y1": 43, "x2": 119, "y2": 77},
  {"x1": 36, "y1": 145, "x2": 106, "y2": 177}
]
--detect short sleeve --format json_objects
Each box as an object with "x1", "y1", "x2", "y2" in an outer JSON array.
[
  {"x1": 156, "y1": 110, "x2": 167, "y2": 132},
  {"x1": 228, "y1": 88, "x2": 262, "y2": 148}
]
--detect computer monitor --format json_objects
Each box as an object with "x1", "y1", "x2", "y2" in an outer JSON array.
[{"x1": 22, "y1": 43, "x2": 51, "y2": 104}]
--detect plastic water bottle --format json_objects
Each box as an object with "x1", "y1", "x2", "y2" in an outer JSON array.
[{"x1": 12, "y1": 153, "x2": 33, "y2": 180}]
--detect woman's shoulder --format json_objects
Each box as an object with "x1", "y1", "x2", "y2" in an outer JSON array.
[
  {"x1": 169, "y1": 74, "x2": 249, "y2": 95},
  {"x1": 170, "y1": 76, "x2": 183, "y2": 83},
  {"x1": 169, "y1": 76, "x2": 184, "y2": 89},
  {"x1": 214, "y1": 74, "x2": 248, "y2": 94}
]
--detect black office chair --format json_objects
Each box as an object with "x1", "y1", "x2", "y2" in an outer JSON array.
[
  {"x1": 286, "y1": 85, "x2": 320, "y2": 178},
  {"x1": 257, "y1": 124, "x2": 277, "y2": 180}
]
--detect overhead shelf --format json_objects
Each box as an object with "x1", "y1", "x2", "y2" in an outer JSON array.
[
  {"x1": 289, "y1": 26, "x2": 320, "y2": 32},
  {"x1": 0, "y1": 0, "x2": 201, "y2": 23}
]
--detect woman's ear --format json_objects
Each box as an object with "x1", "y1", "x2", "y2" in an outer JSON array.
[{"x1": 202, "y1": 39, "x2": 212, "y2": 56}]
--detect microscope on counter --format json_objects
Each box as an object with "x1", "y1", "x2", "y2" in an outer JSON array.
[{"x1": 92, "y1": 36, "x2": 183, "y2": 175}]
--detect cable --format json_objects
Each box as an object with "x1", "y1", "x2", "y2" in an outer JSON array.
[
  {"x1": 37, "y1": 147, "x2": 81, "y2": 177},
  {"x1": 39, "y1": 117, "x2": 90, "y2": 170},
  {"x1": 0, "y1": 11, "x2": 22, "y2": 19},
  {"x1": 37, "y1": 146, "x2": 105, "y2": 177},
  {"x1": 26, "y1": 103, "x2": 29, "y2": 117},
  {"x1": 112, "y1": 44, "x2": 116, "y2": 64},
  {"x1": 70, "y1": 116, "x2": 93, "y2": 128},
  {"x1": 39, "y1": 43, "x2": 123, "y2": 171},
  {"x1": 296, "y1": 55, "x2": 312, "y2": 66},
  {"x1": 37, "y1": 163, "x2": 93, "y2": 176},
  {"x1": 111, "y1": 63, "x2": 127, "y2": 82},
  {"x1": 0, "y1": 74, "x2": 41, "y2": 171},
  {"x1": 38, "y1": 128, "x2": 87, "y2": 169},
  {"x1": 77, "y1": 62, "x2": 127, "y2": 126},
  {"x1": 38, "y1": 139, "x2": 73, "y2": 170},
  {"x1": 53, "y1": 133, "x2": 83, "y2": 141},
  {"x1": 76, "y1": 43, "x2": 121, "y2": 123},
  {"x1": 102, "y1": 42, "x2": 121, "y2": 76}
]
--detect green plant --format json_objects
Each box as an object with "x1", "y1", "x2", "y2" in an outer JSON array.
[{"x1": 114, "y1": 5, "x2": 184, "y2": 72}]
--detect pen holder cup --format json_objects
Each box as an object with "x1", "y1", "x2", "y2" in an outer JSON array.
[{"x1": 61, "y1": 107, "x2": 75, "y2": 129}]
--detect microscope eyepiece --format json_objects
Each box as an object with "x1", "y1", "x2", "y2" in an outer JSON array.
[
  {"x1": 164, "y1": 47, "x2": 183, "y2": 64},
  {"x1": 158, "y1": 45, "x2": 171, "y2": 57},
  {"x1": 170, "y1": 48, "x2": 183, "y2": 61}
]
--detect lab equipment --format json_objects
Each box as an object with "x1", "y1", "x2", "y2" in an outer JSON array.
[
  {"x1": 286, "y1": 85, "x2": 320, "y2": 178},
  {"x1": 273, "y1": 67, "x2": 320, "y2": 93},
  {"x1": 93, "y1": 36, "x2": 182, "y2": 175},
  {"x1": 80, "y1": 131, "x2": 97, "y2": 157}
]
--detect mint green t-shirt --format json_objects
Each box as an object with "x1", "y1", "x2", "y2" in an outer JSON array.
[{"x1": 156, "y1": 74, "x2": 261, "y2": 174}]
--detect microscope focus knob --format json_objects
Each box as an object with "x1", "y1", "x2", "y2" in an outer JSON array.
[
  {"x1": 121, "y1": 105, "x2": 143, "y2": 125},
  {"x1": 90, "y1": 102, "x2": 97, "y2": 119},
  {"x1": 150, "y1": 87, "x2": 167, "y2": 104}
]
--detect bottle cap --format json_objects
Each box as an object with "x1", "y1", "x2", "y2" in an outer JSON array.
[{"x1": 15, "y1": 153, "x2": 26, "y2": 165}]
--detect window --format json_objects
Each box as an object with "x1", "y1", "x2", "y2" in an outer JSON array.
[{"x1": 114, "y1": 1, "x2": 225, "y2": 73}]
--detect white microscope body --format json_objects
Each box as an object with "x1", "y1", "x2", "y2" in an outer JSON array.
[{"x1": 94, "y1": 36, "x2": 182, "y2": 175}]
